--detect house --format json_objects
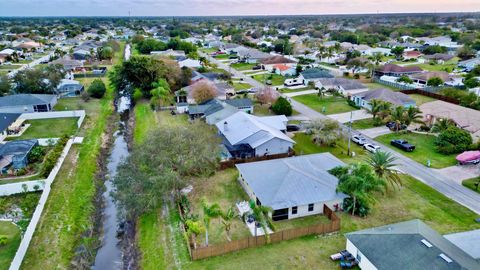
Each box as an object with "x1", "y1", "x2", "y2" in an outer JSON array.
[
  {"x1": 236, "y1": 48, "x2": 271, "y2": 63},
  {"x1": 215, "y1": 111, "x2": 294, "y2": 158},
  {"x1": 0, "y1": 113, "x2": 21, "y2": 142},
  {"x1": 236, "y1": 153, "x2": 347, "y2": 221},
  {"x1": 175, "y1": 80, "x2": 235, "y2": 104},
  {"x1": 345, "y1": 219, "x2": 480, "y2": 270},
  {"x1": 299, "y1": 68, "x2": 334, "y2": 86},
  {"x1": 178, "y1": 59, "x2": 202, "y2": 68},
  {"x1": 444, "y1": 229, "x2": 480, "y2": 260},
  {"x1": 72, "y1": 49, "x2": 91, "y2": 60},
  {"x1": 423, "y1": 53, "x2": 454, "y2": 64},
  {"x1": 187, "y1": 98, "x2": 254, "y2": 124},
  {"x1": 56, "y1": 79, "x2": 84, "y2": 97},
  {"x1": 260, "y1": 55, "x2": 296, "y2": 71},
  {"x1": 0, "y1": 94, "x2": 57, "y2": 113},
  {"x1": 150, "y1": 49, "x2": 185, "y2": 58},
  {"x1": 272, "y1": 64, "x2": 297, "y2": 76},
  {"x1": 420, "y1": 100, "x2": 480, "y2": 141},
  {"x1": 458, "y1": 58, "x2": 480, "y2": 72},
  {"x1": 403, "y1": 50, "x2": 422, "y2": 60},
  {"x1": 50, "y1": 58, "x2": 83, "y2": 71},
  {"x1": 0, "y1": 139, "x2": 39, "y2": 172},
  {"x1": 351, "y1": 88, "x2": 416, "y2": 109},
  {"x1": 363, "y1": 47, "x2": 391, "y2": 56},
  {"x1": 375, "y1": 64, "x2": 423, "y2": 77},
  {"x1": 315, "y1": 78, "x2": 369, "y2": 96}
]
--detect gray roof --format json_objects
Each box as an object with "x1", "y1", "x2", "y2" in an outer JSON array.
[
  {"x1": 188, "y1": 98, "x2": 252, "y2": 116},
  {"x1": 0, "y1": 94, "x2": 56, "y2": 107},
  {"x1": 225, "y1": 98, "x2": 253, "y2": 108},
  {"x1": 346, "y1": 219, "x2": 480, "y2": 270},
  {"x1": 300, "y1": 68, "x2": 334, "y2": 79},
  {"x1": 0, "y1": 139, "x2": 38, "y2": 159},
  {"x1": 444, "y1": 229, "x2": 480, "y2": 260},
  {"x1": 0, "y1": 113, "x2": 20, "y2": 132},
  {"x1": 317, "y1": 78, "x2": 367, "y2": 90},
  {"x1": 358, "y1": 88, "x2": 415, "y2": 106},
  {"x1": 236, "y1": 153, "x2": 347, "y2": 209}
]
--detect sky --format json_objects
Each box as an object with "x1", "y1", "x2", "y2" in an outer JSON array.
[{"x1": 0, "y1": 0, "x2": 479, "y2": 17}]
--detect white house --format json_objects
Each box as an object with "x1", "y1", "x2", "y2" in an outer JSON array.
[
  {"x1": 0, "y1": 94, "x2": 58, "y2": 113},
  {"x1": 315, "y1": 78, "x2": 369, "y2": 96},
  {"x1": 178, "y1": 59, "x2": 202, "y2": 68},
  {"x1": 236, "y1": 153, "x2": 347, "y2": 221}
]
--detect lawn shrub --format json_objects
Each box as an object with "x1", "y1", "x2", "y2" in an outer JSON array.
[
  {"x1": 435, "y1": 126, "x2": 472, "y2": 154},
  {"x1": 87, "y1": 79, "x2": 107, "y2": 98},
  {"x1": 40, "y1": 135, "x2": 69, "y2": 177},
  {"x1": 342, "y1": 197, "x2": 370, "y2": 217},
  {"x1": 271, "y1": 97, "x2": 293, "y2": 116},
  {"x1": 0, "y1": 235, "x2": 8, "y2": 246}
]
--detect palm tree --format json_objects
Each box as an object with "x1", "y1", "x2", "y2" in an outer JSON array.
[
  {"x1": 431, "y1": 118, "x2": 455, "y2": 133},
  {"x1": 388, "y1": 106, "x2": 406, "y2": 132},
  {"x1": 185, "y1": 219, "x2": 205, "y2": 249},
  {"x1": 250, "y1": 202, "x2": 274, "y2": 242},
  {"x1": 201, "y1": 198, "x2": 222, "y2": 246},
  {"x1": 378, "y1": 101, "x2": 392, "y2": 122},
  {"x1": 221, "y1": 207, "x2": 237, "y2": 242},
  {"x1": 403, "y1": 106, "x2": 423, "y2": 128},
  {"x1": 367, "y1": 99, "x2": 383, "y2": 120},
  {"x1": 366, "y1": 151, "x2": 402, "y2": 191}
]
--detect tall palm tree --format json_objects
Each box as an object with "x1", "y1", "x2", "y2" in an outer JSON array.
[
  {"x1": 221, "y1": 207, "x2": 237, "y2": 242},
  {"x1": 388, "y1": 106, "x2": 406, "y2": 132},
  {"x1": 404, "y1": 106, "x2": 423, "y2": 128},
  {"x1": 367, "y1": 99, "x2": 383, "y2": 120},
  {"x1": 250, "y1": 203, "x2": 274, "y2": 242},
  {"x1": 431, "y1": 118, "x2": 455, "y2": 133},
  {"x1": 366, "y1": 151, "x2": 402, "y2": 191},
  {"x1": 201, "y1": 198, "x2": 222, "y2": 246},
  {"x1": 378, "y1": 101, "x2": 392, "y2": 122}
]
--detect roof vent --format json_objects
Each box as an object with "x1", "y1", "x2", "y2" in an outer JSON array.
[
  {"x1": 421, "y1": 239, "x2": 433, "y2": 248},
  {"x1": 439, "y1": 253, "x2": 453, "y2": 263}
]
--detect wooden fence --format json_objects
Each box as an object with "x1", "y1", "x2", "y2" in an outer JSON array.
[
  {"x1": 190, "y1": 205, "x2": 340, "y2": 260},
  {"x1": 219, "y1": 151, "x2": 295, "y2": 170},
  {"x1": 400, "y1": 89, "x2": 460, "y2": 105}
]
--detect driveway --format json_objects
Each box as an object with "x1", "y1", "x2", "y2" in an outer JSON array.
[
  {"x1": 328, "y1": 110, "x2": 372, "y2": 124},
  {"x1": 433, "y1": 165, "x2": 479, "y2": 185},
  {"x1": 284, "y1": 89, "x2": 318, "y2": 97},
  {"x1": 360, "y1": 126, "x2": 392, "y2": 138}
]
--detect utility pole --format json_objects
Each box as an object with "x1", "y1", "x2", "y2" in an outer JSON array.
[{"x1": 347, "y1": 111, "x2": 353, "y2": 156}]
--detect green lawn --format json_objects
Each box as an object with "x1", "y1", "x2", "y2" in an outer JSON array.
[
  {"x1": 252, "y1": 73, "x2": 286, "y2": 86},
  {"x1": 214, "y1": 54, "x2": 230, "y2": 59},
  {"x1": 375, "y1": 132, "x2": 457, "y2": 168},
  {"x1": 0, "y1": 65, "x2": 22, "y2": 70},
  {"x1": 408, "y1": 93, "x2": 437, "y2": 106},
  {"x1": 365, "y1": 82, "x2": 400, "y2": 91},
  {"x1": 230, "y1": 63, "x2": 256, "y2": 71},
  {"x1": 292, "y1": 95, "x2": 357, "y2": 115},
  {"x1": 200, "y1": 47, "x2": 219, "y2": 54},
  {"x1": 279, "y1": 87, "x2": 313, "y2": 93},
  {"x1": 232, "y1": 82, "x2": 252, "y2": 91},
  {"x1": 13, "y1": 118, "x2": 78, "y2": 140},
  {"x1": 0, "y1": 221, "x2": 21, "y2": 270},
  {"x1": 462, "y1": 178, "x2": 480, "y2": 194},
  {"x1": 275, "y1": 215, "x2": 330, "y2": 231},
  {"x1": 350, "y1": 118, "x2": 377, "y2": 130}
]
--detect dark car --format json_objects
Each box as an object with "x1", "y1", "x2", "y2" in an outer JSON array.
[
  {"x1": 286, "y1": 124, "x2": 301, "y2": 132},
  {"x1": 252, "y1": 65, "x2": 262, "y2": 70},
  {"x1": 390, "y1": 139, "x2": 415, "y2": 152},
  {"x1": 386, "y1": 121, "x2": 407, "y2": 131}
]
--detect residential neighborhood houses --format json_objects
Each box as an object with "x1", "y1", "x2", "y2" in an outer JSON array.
[{"x1": 0, "y1": 10, "x2": 480, "y2": 270}]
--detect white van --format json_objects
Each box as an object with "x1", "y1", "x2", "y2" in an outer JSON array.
[{"x1": 284, "y1": 78, "x2": 304, "y2": 87}]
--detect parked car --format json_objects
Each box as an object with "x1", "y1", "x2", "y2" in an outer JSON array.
[
  {"x1": 386, "y1": 121, "x2": 407, "y2": 131},
  {"x1": 352, "y1": 135, "x2": 367, "y2": 145},
  {"x1": 286, "y1": 124, "x2": 301, "y2": 132},
  {"x1": 252, "y1": 65, "x2": 262, "y2": 70},
  {"x1": 364, "y1": 143, "x2": 380, "y2": 153},
  {"x1": 266, "y1": 80, "x2": 272, "y2": 85},
  {"x1": 390, "y1": 139, "x2": 415, "y2": 152},
  {"x1": 456, "y1": 151, "x2": 480, "y2": 165}
]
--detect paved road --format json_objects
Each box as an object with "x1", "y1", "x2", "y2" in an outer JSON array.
[
  {"x1": 7, "y1": 52, "x2": 55, "y2": 78},
  {"x1": 204, "y1": 52, "x2": 480, "y2": 215}
]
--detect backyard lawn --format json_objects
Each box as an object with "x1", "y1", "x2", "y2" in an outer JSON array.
[
  {"x1": 375, "y1": 132, "x2": 457, "y2": 168},
  {"x1": 292, "y1": 95, "x2": 357, "y2": 115},
  {"x1": 252, "y1": 73, "x2": 286, "y2": 86},
  {"x1": 408, "y1": 93, "x2": 437, "y2": 106},
  {"x1": 365, "y1": 82, "x2": 400, "y2": 91},
  {"x1": 0, "y1": 221, "x2": 21, "y2": 270},
  {"x1": 13, "y1": 118, "x2": 79, "y2": 140},
  {"x1": 230, "y1": 63, "x2": 256, "y2": 71},
  {"x1": 462, "y1": 177, "x2": 480, "y2": 194}
]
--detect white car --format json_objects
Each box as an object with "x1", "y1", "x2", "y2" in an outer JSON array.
[
  {"x1": 364, "y1": 143, "x2": 380, "y2": 153},
  {"x1": 352, "y1": 135, "x2": 367, "y2": 145}
]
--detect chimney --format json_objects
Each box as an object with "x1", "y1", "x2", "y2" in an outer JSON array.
[{"x1": 224, "y1": 121, "x2": 228, "y2": 131}]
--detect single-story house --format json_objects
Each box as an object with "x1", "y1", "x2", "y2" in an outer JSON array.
[
  {"x1": 236, "y1": 153, "x2": 347, "y2": 221},
  {"x1": 260, "y1": 55, "x2": 296, "y2": 71},
  {"x1": 423, "y1": 53, "x2": 454, "y2": 64},
  {"x1": 315, "y1": 78, "x2": 369, "y2": 96},
  {"x1": 178, "y1": 58, "x2": 202, "y2": 68},
  {"x1": 0, "y1": 94, "x2": 57, "y2": 113},
  {"x1": 299, "y1": 68, "x2": 334, "y2": 86},
  {"x1": 0, "y1": 113, "x2": 21, "y2": 142},
  {"x1": 56, "y1": 79, "x2": 84, "y2": 97},
  {"x1": 50, "y1": 58, "x2": 83, "y2": 71},
  {"x1": 458, "y1": 58, "x2": 480, "y2": 72},
  {"x1": 375, "y1": 64, "x2": 423, "y2": 77},
  {"x1": 351, "y1": 88, "x2": 416, "y2": 109},
  {"x1": 150, "y1": 49, "x2": 185, "y2": 58},
  {"x1": 236, "y1": 48, "x2": 271, "y2": 64},
  {"x1": 187, "y1": 98, "x2": 254, "y2": 124},
  {"x1": 420, "y1": 100, "x2": 480, "y2": 141},
  {"x1": 403, "y1": 50, "x2": 422, "y2": 60},
  {"x1": 72, "y1": 49, "x2": 91, "y2": 60},
  {"x1": 0, "y1": 139, "x2": 39, "y2": 172},
  {"x1": 272, "y1": 64, "x2": 297, "y2": 76},
  {"x1": 444, "y1": 229, "x2": 480, "y2": 260},
  {"x1": 215, "y1": 111, "x2": 294, "y2": 158},
  {"x1": 175, "y1": 80, "x2": 235, "y2": 104},
  {"x1": 409, "y1": 71, "x2": 450, "y2": 86},
  {"x1": 346, "y1": 219, "x2": 480, "y2": 270}
]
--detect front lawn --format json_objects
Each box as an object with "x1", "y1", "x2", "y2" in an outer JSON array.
[
  {"x1": 252, "y1": 73, "x2": 286, "y2": 86},
  {"x1": 0, "y1": 221, "x2": 21, "y2": 270},
  {"x1": 230, "y1": 63, "x2": 256, "y2": 71},
  {"x1": 232, "y1": 82, "x2": 252, "y2": 91},
  {"x1": 375, "y1": 132, "x2": 457, "y2": 168},
  {"x1": 214, "y1": 54, "x2": 230, "y2": 59},
  {"x1": 462, "y1": 177, "x2": 480, "y2": 194},
  {"x1": 350, "y1": 118, "x2": 377, "y2": 130},
  {"x1": 13, "y1": 118, "x2": 79, "y2": 140},
  {"x1": 292, "y1": 95, "x2": 357, "y2": 115},
  {"x1": 0, "y1": 65, "x2": 22, "y2": 70},
  {"x1": 408, "y1": 93, "x2": 437, "y2": 106}
]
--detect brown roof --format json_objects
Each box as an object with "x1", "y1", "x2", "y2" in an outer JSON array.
[
  {"x1": 403, "y1": 51, "x2": 422, "y2": 58},
  {"x1": 420, "y1": 100, "x2": 480, "y2": 134},
  {"x1": 410, "y1": 71, "x2": 450, "y2": 82},
  {"x1": 377, "y1": 64, "x2": 423, "y2": 74},
  {"x1": 424, "y1": 53, "x2": 454, "y2": 61},
  {"x1": 359, "y1": 88, "x2": 415, "y2": 106},
  {"x1": 260, "y1": 55, "x2": 296, "y2": 65}
]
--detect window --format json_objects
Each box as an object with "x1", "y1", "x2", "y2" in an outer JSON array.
[
  {"x1": 292, "y1": 206, "x2": 298, "y2": 214},
  {"x1": 308, "y1": 204, "x2": 314, "y2": 212},
  {"x1": 356, "y1": 252, "x2": 362, "y2": 263}
]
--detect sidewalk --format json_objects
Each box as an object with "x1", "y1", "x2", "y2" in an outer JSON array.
[{"x1": 328, "y1": 110, "x2": 371, "y2": 123}]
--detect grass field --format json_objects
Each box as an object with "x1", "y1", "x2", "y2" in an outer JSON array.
[
  {"x1": 252, "y1": 73, "x2": 286, "y2": 86},
  {"x1": 350, "y1": 118, "x2": 377, "y2": 130},
  {"x1": 230, "y1": 63, "x2": 256, "y2": 71},
  {"x1": 292, "y1": 95, "x2": 357, "y2": 115},
  {"x1": 232, "y1": 82, "x2": 252, "y2": 91},
  {"x1": 407, "y1": 93, "x2": 437, "y2": 106},
  {"x1": 13, "y1": 118, "x2": 78, "y2": 140},
  {"x1": 462, "y1": 177, "x2": 480, "y2": 194},
  {"x1": 0, "y1": 222, "x2": 21, "y2": 270},
  {"x1": 365, "y1": 82, "x2": 401, "y2": 91},
  {"x1": 0, "y1": 65, "x2": 22, "y2": 70},
  {"x1": 375, "y1": 132, "x2": 457, "y2": 168}
]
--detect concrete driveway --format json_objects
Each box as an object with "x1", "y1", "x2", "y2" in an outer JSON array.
[
  {"x1": 433, "y1": 165, "x2": 479, "y2": 185},
  {"x1": 328, "y1": 110, "x2": 372, "y2": 124},
  {"x1": 360, "y1": 126, "x2": 392, "y2": 138}
]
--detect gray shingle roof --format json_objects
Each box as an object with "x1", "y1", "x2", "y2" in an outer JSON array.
[
  {"x1": 359, "y1": 88, "x2": 415, "y2": 106},
  {"x1": 346, "y1": 219, "x2": 480, "y2": 270},
  {"x1": 236, "y1": 153, "x2": 347, "y2": 209},
  {"x1": 317, "y1": 78, "x2": 367, "y2": 90},
  {"x1": 300, "y1": 68, "x2": 334, "y2": 79},
  {"x1": 0, "y1": 94, "x2": 56, "y2": 107},
  {"x1": 0, "y1": 113, "x2": 20, "y2": 132}
]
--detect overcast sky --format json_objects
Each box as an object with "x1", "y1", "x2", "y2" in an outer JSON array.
[{"x1": 0, "y1": 0, "x2": 479, "y2": 16}]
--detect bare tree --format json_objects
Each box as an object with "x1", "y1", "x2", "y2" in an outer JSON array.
[
  {"x1": 191, "y1": 80, "x2": 218, "y2": 103},
  {"x1": 255, "y1": 86, "x2": 279, "y2": 105}
]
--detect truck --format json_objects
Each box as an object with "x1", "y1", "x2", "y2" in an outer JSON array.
[{"x1": 390, "y1": 139, "x2": 415, "y2": 152}]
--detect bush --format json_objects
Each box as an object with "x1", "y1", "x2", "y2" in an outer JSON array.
[
  {"x1": 88, "y1": 79, "x2": 106, "y2": 98},
  {"x1": 132, "y1": 88, "x2": 143, "y2": 102},
  {"x1": 435, "y1": 126, "x2": 473, "y2": 154},
  {"x1": 28, "y1": 146, "x2": 46, "y2": 163},
  {"x1": 271, "y1": 97, "x2": 293, "y2": 116},
  {"x1": 353, "y1": 74, "x2": 360, "y2": 79},
  {"x1": 342, "y1": 197, "x2": 370, "y2": 217},
  {"x1": 0, "y1": 235, "x2": 8, "y2": 246},
  {"x1": 40, "y1": 135, "x2": 69, "y2": 177}
]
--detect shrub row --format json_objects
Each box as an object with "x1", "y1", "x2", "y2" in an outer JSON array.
[{"x1": 40, "y1": 135, "x2": 70, "y2": 178}]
